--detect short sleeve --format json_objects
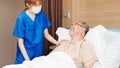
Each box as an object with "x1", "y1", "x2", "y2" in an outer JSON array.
[
  {"x1": 12, "y1": 17, "x2": 25, "y2": 39},
  {"x1": 52, "y1": 41, "x2": 68, "y2": 52},
  {"x1": 43, "y1": 13, "x2": 51, "y2": 30},
  {"x1": 53, "y1": 44, "x2": 65, "y2": 52},
  {"x1": 81, "y1": 41, "x2": 98, "y2": 65}
]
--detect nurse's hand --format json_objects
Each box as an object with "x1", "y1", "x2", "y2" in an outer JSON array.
[
  {"x1": 56, "y1": 40, "x2": 68, "y2": 46},
  {"x1": 25, "y1": 57, "x2": 30, "y2": 61}
]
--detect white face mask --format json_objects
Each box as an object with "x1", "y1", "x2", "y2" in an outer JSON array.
[{"x1": 30, "y1": 5, "x2": 42, "y2": 14}]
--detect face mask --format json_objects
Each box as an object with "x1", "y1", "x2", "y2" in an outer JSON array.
[{"x1": 30, "y1": 5, "x2": 42, "y2": 14}]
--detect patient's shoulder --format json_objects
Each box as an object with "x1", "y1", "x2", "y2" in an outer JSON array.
[
  {"x1": 52, "y1": 40, "x2": 69, "y2": 52},
  {"x1": 82, "y1": 40, "x2": 94, "y2": 48},
  {"x1": 60, "y1": 40, "x2": 69, "y2": 44}
]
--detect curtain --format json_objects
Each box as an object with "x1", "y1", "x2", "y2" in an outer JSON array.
[{"x1": 42, "y1": 0, "x2": 62, "y2": 55}]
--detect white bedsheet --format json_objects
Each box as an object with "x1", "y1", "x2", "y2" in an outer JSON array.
[{"x1": 2, "y1": 51, "x2": 76, "y2": 68}]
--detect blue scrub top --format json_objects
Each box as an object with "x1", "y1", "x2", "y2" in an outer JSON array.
[{"x1": 13, "y1": 11, "x2": 51, "y2": 48}]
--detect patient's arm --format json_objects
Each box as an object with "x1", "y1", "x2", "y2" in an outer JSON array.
[
  {"x1": 84, "y1": 60, "x2": 98, "y2": 68},
  {"x1": 82, "y1": 41, "x2": 98, "y2": 68},
  {"x1": 84, "y1": 63, "x2": 92, "y2": 68}
]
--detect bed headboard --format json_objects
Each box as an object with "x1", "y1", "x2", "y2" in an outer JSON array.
[{"x1": 108, "y1": 29, "x2": 120, "y2": 32}]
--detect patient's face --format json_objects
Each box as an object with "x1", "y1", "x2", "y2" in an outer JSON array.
[{"x1": 70, "y1": 22, "x2": 84, "y2": 35}]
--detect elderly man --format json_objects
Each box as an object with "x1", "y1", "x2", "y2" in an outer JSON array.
[{"x1": 53, "y1": 21, "x2": 98, "y2": 68}]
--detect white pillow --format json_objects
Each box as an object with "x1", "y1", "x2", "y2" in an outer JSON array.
[
  {"x1": 103, "y1": 31, "x2": 120, "y2": 68},
  {"x1": 85, "y1": 25, "x2": 107, "y2": 63},
  {"x1": 56, "y1": 27, "x2": 71, "y2": 41}
]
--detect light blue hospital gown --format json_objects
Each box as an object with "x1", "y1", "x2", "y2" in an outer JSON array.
[{"x1": 13, "y1": 11, "x2": 51, "y2": 64}]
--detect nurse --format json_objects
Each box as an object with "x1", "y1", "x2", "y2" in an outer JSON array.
[{"x1": 13, "y1": 0, "x2": 59, "y2": 64}]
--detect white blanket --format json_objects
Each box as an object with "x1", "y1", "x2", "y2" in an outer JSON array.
[{"x1": 2, "y1": 51, "x2": 76, "y2": 68}]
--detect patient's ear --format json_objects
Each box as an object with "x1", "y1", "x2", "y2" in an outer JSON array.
[
  {"x1": 82, "y1": 27, "x2": 86, "y2": 32},
  {"x1": 82, "y1": 28, "x2": 86, "y2": 35}
]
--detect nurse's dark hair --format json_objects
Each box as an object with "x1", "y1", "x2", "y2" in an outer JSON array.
[{"x1": 82, "y1": 22, "x2": 89, "y2": 35}]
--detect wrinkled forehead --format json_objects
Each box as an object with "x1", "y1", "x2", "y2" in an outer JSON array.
[{"x1": 72, "y1": 22, "x2": 83, "y2": 27}]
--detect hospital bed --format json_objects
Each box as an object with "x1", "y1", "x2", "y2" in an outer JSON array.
[{"x1": 3, "y1": 25, "x2": 120, "y2": 68}]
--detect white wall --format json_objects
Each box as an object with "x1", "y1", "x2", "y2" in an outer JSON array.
[{"x1": 0, "y1": 0, "x2": 24, "y2": 67}]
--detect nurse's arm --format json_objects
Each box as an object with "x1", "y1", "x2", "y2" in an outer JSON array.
[
  {"x1": 18, "y1": 38, "x2": 30, "y2": 61},
  {"x1": 44, "y1": 29, "x2": 58, "y2": 45}
]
